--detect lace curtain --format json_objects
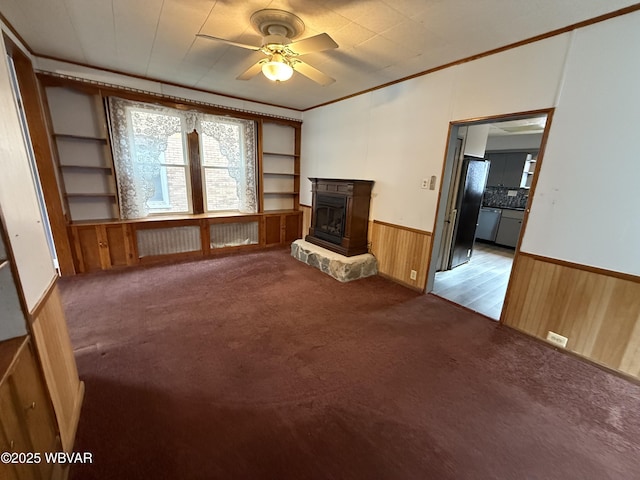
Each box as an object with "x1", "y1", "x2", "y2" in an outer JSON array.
[
  {"x1": 200, "y1": 114, "x2": 257, "y2": 214},
  {"x1": 108, "y1": 97, "x2": 257, "y2": 219}
]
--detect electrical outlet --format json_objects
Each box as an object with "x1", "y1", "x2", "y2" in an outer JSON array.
[
  {"x1": 421, "y1": 179, "x2": 429, "y2": 189},
  {"x1": 410, "y1": 270, "x2": 417, "y2": 280},
  {"x1": 546, "y1": 331, "x2": 568, "y2": 348}
]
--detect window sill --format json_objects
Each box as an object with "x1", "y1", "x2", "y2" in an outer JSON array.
[{"x1": 68, "y1": 210, "x2": 300, "y2": 226}]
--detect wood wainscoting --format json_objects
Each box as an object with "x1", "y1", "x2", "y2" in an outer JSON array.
[
  {"x1": 300, "y1": 208, "x2": 433, "y2": 291},
  {"x1": 300, "y1": 204, "x2": 312, "y2": 239},
  {"x1": 29, "y1": 282, "x2": 84, "y2": 452},
  {"x1": 370, "y1": 220, "x2": 432, "y2": 291},
  {"x1": 502, "y1": 252, "x2": 640, "y2": 378}
]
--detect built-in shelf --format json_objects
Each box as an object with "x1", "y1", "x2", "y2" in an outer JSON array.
[
  {"x1": 59, "y1": 164, "x2": 112, "y2": 171},
  {"x1": 53, "y1": 133, "x2": 108, "y2": 143},
  {"x1": 263, "y1": 172, "x2": 299, "y2": 177},
  {"x1": 263, "y1": 151, "x2": 299, "y2": 158},
  {"x1": 262, "y1": 122, "x2": 300, "y2": 213},
  {"x1": 65, "y1": 193, "x2": 117, "y2": 198}
]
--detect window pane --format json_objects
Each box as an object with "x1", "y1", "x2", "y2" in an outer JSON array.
[
  {"x1": 201, "y1": 132, "x2": 230, "y2": 167},
  {"x1": 204, "y1": 167, "x2": 239, "y2": 211},
  {"x1": 199, "y1": 116, "x2": 257, "y2": 214},
  {"x1": 109, "y1": 98, "x2": 193, "y2": 219},
  {"x1": 161, "y1": 131, "x2": 187, "y2": 165},
  {"x1": 147, "y1": 166, "x2": 191, "y2": 214}
]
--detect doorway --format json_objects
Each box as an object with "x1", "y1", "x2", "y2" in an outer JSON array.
[
  {"x1": 6, "y1": 54, "x2": 59, "y2": 272},
  {"x1": 427, "y1": 113, "x2": 550, "y2": 320}
]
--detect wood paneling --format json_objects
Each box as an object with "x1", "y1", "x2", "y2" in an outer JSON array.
[
  {"x1": 502, "y1": 253, "x2": 640, "y2": 378},
  {"x1": 284, "y1": 212, "x2": 301, "y2": 243},
  {"x1": 264, "y1": 215, "x2": 282, "y2": 245},
  {"x1": 9, "y1": 339, "x2": 57, "y2": 479},
  {"x1": 73, "y1": 226, "x2": 102, "y2": 272},
  {"x1": 105, "y1": 224, "x2": 132, "y2": 267},
  {"x1": 30, "y1": 284, "x2": 84, "y2": 452},
  {"x1": 69, "y1": 212, "x2": 301, "y2": 273},
  {"x1": 0, "y1": 336, "x2": 59, "y2": 480},
  {"x1": 300, "y1": 204, "x2": 312, "y2": 238},
  {"x1": 370, "y1": 220, "x2": 432, "y2": 291}
]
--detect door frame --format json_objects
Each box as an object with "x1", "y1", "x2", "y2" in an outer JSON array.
[{"x1": 426, "y1": 108, "x2": 555, "y2": 323}]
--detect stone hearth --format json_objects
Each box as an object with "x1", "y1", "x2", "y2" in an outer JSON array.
[{"x1": 291, "y1": 239, "x2": 377, "y2": 282}]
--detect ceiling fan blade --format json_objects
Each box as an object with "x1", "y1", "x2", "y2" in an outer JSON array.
[
  {"x1": 196, "y1": 33, "x2": 261, "y2": 51},
  {"x1": 237, "y1": 60, "x2": 266, "y2": 80},
  {"x1": 293, "y1": 61, "x2": 335, "y2": 86},
  {"x1": 288, "y1": 33, "x2": 338, "y2": 56}
]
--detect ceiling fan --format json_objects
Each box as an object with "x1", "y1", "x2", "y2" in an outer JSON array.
[{"x1": 197, "y1": 9, "x2": 338, "y2": 85}]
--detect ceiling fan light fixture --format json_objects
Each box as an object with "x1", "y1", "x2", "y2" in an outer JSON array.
[{"x1": 262, "y1": 53, "x2": 293, "y2": 82}]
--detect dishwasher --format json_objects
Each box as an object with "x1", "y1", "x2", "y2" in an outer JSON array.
[{"x1": 475, "y1": 208, "x2": 501, "y2": 242}]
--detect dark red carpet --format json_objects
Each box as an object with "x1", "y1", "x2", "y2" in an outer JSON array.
[{"x1": 60, "y1": 248, "x2": 640, "y2": 479}]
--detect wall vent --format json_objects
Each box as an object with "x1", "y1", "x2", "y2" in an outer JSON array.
[
  {"x1": 136, "y1": 226, "x2": 201, "y2": 257},
  {"x1": 210, "y1": 222, "x2": 259, "y2": 248}
]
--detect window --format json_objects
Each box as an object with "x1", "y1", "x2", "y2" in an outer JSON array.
[
  {"x1": 200, "y1": 116, "x2": 257, "y2": 213},
  {"x1": 128, "y1": 109, "x2": 191, "y2": 214},
  {"x1": 108, "y1": 98, "x2": 257, "y2": 219}
]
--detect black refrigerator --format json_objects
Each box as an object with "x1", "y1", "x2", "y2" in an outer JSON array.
[{"x1": 448, "y1": 157, "x2": 489, "y2": 269}]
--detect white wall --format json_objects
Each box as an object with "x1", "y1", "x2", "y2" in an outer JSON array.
[
  {"x1": 35, "y1": 57, "x2": 303, "y2": 121},
  {"x1": 301, "y1": 33, "x2": 568, "y2": 232},
  {"x1": 301, "y1": 11, "x2": 640, "y2": 276},
  {"x1": 521, "y1": 12, "x2": 640, "y2": 275},
  {"x1": 0, "y1": 34, "x2": 57, "y2": 311}
]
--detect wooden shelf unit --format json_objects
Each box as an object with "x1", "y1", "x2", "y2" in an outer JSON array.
[
  {"x1": 65, "y1": 193, "x2": 117, "y2": 198},
  {"x1": 263, "y1": 172, "x2": 301, "y2": 177},
  {"x1": 0, "y1": 216, "x2": 82, "y2": 478},
  {"x1": 45, "y1": 86, "x2": 119, "y2": 222},
  {"x1": 263, "y1": 151, "x2": 299, "y2": 157},
  {"x1": 59, "y1": 164, "x2": 113, "y2": 171},
  {"x1": 53, "y1": 133, "x2": 108, "y2": 142},
  {"x1": 0, "y1": 222, "x2": 27, "y2": 342},
  {"x1": 37, "y1": 76, "x2": 305, "y2": 276},
  {"x1": 68, "y1": 210, "x2": 302, "y2": 273},
  {"x1": 260, "y1": 121, "x2": 300, "y2": 212}
]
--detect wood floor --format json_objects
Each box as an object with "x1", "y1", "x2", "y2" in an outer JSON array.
[{"x1": 432, "y1": 242, "x2": 514, "y2": 320}]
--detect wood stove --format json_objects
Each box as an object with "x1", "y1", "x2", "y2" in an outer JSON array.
[{"x1": 306, "y1": 178, "x2": 374, "y2": 256}]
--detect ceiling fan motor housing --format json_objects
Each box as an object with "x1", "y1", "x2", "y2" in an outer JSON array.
[{"x1": 250, "y1": 9, "x2": 305, "y2": 39}]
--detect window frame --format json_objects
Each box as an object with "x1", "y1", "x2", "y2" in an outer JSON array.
[
  {"x1": 199, "y1": 117, "x2": 253, "y2": 214},
  {"x1": 126, "y1": 108, "x2": 193, "y2": 216},
  {"x1": 108, "y1": 99, "x2": 258, "y2": 219}
]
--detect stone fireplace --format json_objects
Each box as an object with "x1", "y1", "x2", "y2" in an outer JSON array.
[{"x1": 306, "y1": 178, "x2": 374, "y2": 257}]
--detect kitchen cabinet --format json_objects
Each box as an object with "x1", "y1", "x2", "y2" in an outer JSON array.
[
  {"x1": 495, "y1": 209, "x2": 524, "y2": 248},
  {"x1": 476, "y1": 208, "x2": 502, "y2": 242},
  {"x1": 486, "y1": 152, "x2": 532, "y2": 187}
]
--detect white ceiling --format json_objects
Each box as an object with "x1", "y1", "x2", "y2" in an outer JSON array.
[{"x1": 1, "y1": 0, "x2": 638, "y2": 110}]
